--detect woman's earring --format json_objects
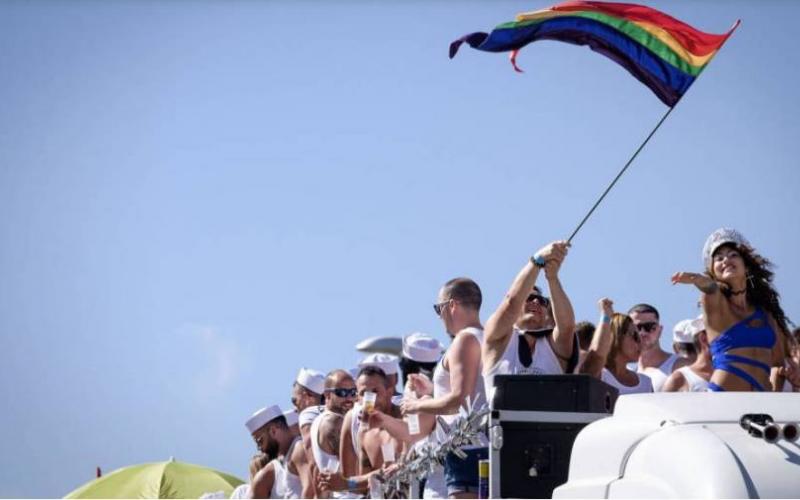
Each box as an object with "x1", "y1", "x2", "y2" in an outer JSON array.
[{"x1": 747, "y1": 274, "x2": 756, "y2": 289}]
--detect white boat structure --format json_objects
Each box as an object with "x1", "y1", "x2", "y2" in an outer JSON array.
[{"x1": 554, "y1": 392, "x2": 800, "y2": 498}]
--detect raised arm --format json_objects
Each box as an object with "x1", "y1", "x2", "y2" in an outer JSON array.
[
  {"x1": 579, "y1": 298, "x2": 615, "y2": 378},
  {"x1": 483, "y1": 241, "x2": 569, "y2": 371},
  {"x1": 544, "y1": 258, "x2": 576, "y2": 361},
  {"x1": 365, "y1": 408, "x2": 435, "y2": 444}
]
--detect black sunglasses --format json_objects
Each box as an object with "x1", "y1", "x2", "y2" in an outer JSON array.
[
  {"x1": 325, "y1": 387, "x2": 357, "y2": 398},
  {"x1": 433, "y1": 300, "x2": 449, "y2": 317},
  {"x1": 526, "y1": 294, "x2": 550, "y2": 307},
  {"x1": 635, "y1": 321, "x2": 658, "y2": 333}
]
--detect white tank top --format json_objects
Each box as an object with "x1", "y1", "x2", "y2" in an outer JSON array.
[
  {"x1": 349, "y1": 403, "x2": 362, "y2": 457},
  {"x1": 639, "y1": 353, "x2": 679, "y2": 392},
  {"x1": 676, "y1": 366, "x2": 710, "y2": 392},
  {"x1": 432, "y1": 327, "x2": 487, "y2": 447},
  {"x1": 310, "y1": 410, "x2": 341, "y2": 473},
  {"x1": 601, "y1": 368, "x2": 653, "y2": 395},
  {"x1": 484, "y1": 328, "x2": 564, "y2": 401},
  {"x1": 269, "y1": 437, "x2": 303, "y2": 498}
]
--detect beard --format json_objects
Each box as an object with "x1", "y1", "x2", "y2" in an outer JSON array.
[{"x1": 264, "y1": 439, "x2": 280, "y2": 461}]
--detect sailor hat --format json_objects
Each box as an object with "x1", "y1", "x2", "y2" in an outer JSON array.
[
  {"x1": 358, "y1": 353, "x2": 400, "y2": 375},
  {"x1": 402, "y1": 332, "x2": 444, "y2": 363},
  {"x1": 245, "y1": 405, "x2": 282, "y2": 434},
  {"x1": 283, "y1": 409, "x2": 299, "y2": 427},
  {"x1": 296, "y1": 367, "x2": 326, "y2": 395}
]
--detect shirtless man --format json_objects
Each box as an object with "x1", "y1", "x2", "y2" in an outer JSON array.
[{"x1": 326, "y1": 366, "x2": 403, "y2": 495}]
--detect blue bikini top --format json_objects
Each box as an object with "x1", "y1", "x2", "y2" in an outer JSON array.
[{"x1": 709, "y1": 308, "x2": 776, "y2": 391}]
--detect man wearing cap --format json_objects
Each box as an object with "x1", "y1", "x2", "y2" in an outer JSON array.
[
  {"x1": 339, "y1": 354, "x2": 402, "y2": 478},
  {"x1": 670, "y1": 318, "x2": 700, "y2": 372},
  {"x1": 293, "y1": 367, "x2": 325, "y2": 413},
  {"x1": 247, "y1": 406, "x2": 305, "y2": 498},
  {"x1": 663, "y1": 317, "x2": 713, "y2": 392},
  {"x1": 323, "y1": 366, "x2": 404, "y2": 495},
  {"x1": 630, "y1": 303, "x2": 680, "y2": 392},
  {"x1": 400, "y1": 332, "x2": 443, "y2": 386},
  {"x1": 483, "y1": 241, "x2": 575, "y2": 399}
]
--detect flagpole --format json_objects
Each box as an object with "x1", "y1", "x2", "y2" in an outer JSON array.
[
  {"x1": 566, "y1": 104, "x2": 675, "y2": 244},
  {"x1": 566, "y1": 19, "x2": 741, "y2": 245}
]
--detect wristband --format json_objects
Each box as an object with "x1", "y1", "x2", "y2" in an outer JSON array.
[
  {"x1": 531, "y1": 254, "x2": 546, "y2": 268},
  {"x1": 601, "y1": 314, "x2": 611, "y2": 324},
  {"x1": 347, "y1": 478, "x2": 358, "y2": 491}
]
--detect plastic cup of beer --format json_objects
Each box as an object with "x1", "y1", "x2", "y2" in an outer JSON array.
[{"x1": 363, "y1": 391, "x2": 377, "y2": 413}]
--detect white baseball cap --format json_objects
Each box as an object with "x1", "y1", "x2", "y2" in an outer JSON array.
[
  {"x1": 245, "y1": 405, "x2": 282, "y2": 434},
  {"x1": 703, "y1": 227, "x2": 750, "y2": 269},
  {"x1": 296, "y1": 367, "x2": 326, "y2": 395},
  {"x1": 402, "y1": 332, "x2": 444, "y2": 363},
  {"x1": 358, "y1": 353, "x2": 400, "y2": 375},
  {"x1": 672, "y1": 319, "x2": 694, "y2": 344}
]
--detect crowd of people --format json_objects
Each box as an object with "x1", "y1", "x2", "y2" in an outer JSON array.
[{"x1": 231, "y1": 228, "x2": 800, "y2": 499}]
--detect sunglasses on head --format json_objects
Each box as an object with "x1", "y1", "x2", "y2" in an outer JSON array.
[
  {"x1": 433, "y1": 300, "x2": 449, "y2": 317},
  {"x1": 325, "y1": 387, "x2": 357, "y2": 398},
  {"x1": 635, "y1": 321, "x2": 658, "y2": 333},
  {"x1": 526, "y1": 294, "x2": 550, "y2": 307}
]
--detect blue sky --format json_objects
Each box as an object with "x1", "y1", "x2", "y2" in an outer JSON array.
[{"x1": 1, "y1": 0, "x2": 798, "y2": 497}]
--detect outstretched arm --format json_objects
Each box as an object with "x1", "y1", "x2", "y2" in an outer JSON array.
[
  {"x1": 579, "y1": 298, "x2": 615, "y2": 378},
  {"x1": 544, "y1": 258, "x2": 576, "y2": 363},
  {"x1": 483, "y1": 241, "x2": 569, "y2": 371}
]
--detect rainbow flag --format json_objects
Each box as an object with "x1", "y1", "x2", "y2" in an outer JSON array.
[{"x1": 449, "y1": 1, "x2": 740, "y2": 106}]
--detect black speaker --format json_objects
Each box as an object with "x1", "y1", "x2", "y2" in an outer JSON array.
[{"x1": 489, "y1": 375, "x2": 618, "y2": 498}]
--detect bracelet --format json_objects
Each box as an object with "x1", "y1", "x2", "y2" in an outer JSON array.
[
  {"x1": 346, "y1": 478, "x2": 358, "y2": 491},
  {"x1": 530, "y1": 254, "x2": 546, "y2": 268},
  {"x1": 601, "y1": 314, "x2": 611, "y2": 324}
]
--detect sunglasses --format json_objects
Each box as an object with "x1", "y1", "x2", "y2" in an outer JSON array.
[
  {"x1": 635, "y1": 321, "x2": 658, "y2": 333},
  {"x1": 526, "y1": 294, "x2": 550, "y2": 307},
  {"x1": 325, "y1": 387, "x2": 357, "y2": 398},
  {"x1": 433, "y1": 300, "x2": 450, "y2": 317}
]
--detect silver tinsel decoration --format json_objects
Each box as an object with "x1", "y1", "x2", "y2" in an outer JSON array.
[{"x1": 377, "y1": 396, "x2": 490, "y2": 498}]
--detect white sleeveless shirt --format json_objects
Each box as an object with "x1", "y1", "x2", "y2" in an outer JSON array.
[
  {"x1": 432, "y1": 327, "x2": 487, "y2": 447},
  {"x1": 270, "y1": 436, "x2": 303, "y2": 498},
  {"x1": 310, "y1": 410, "x2": 341, "y2": 472},
  {"x1": 638, "y1": 353, "x2": 679, "y2": 392},
  {"x1": 483, "y1": 328, "x2": 564, "y2": 401},
  {"x1": 676, "y1": 366, "x2": 710, "y2": 392},
  {"x1": 601, "y1": 368, "x2": 653, "y2": 395}
]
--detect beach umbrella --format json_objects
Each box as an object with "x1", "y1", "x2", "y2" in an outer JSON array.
[{"x1": 65, "y1": 458, "x2": 244, "y2": 499}]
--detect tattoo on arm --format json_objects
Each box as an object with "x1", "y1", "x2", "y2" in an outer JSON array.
[{"x1": 696, "y1": 279, "x2": 718, "y2": 294}]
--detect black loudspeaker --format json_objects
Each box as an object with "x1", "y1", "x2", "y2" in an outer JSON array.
[{"x1": 489, "y1": 375, "x2": 618, "y2": 499}]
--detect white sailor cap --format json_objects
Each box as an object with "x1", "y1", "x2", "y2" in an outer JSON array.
[
  {"x1": 245, "y1": 405, "x2": 282, "y2": 434},
  {"x1": 703, "y1": 227, "x2": 750, "y2": 269},
  {"x1": 673, "y1": 316, "x2": 705, "y2": 343},
  {"x1": 283, "y1": 409, "x2": 298, "y2": 427},
  {"x1": 298, "y1": 405, "x2": 323, "y2": 428},
  {"x1": 296, "y1": 367, "x2": 326, "y2": 395},
  {"x1": 672, "y1": 319, "x2": 694, "y2": 344},
  {"x1": 402, "y1": 332, "x2": 444, "y2": 363},
  {"x1": 358, "y1": 353, "x2": 400, "y2": 375}
]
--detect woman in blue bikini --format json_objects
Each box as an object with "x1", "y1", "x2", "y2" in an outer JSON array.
[{"x1": 671, "y1": 228, "x2": 795, "y2": 391}]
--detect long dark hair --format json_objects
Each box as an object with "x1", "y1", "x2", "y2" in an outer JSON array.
[
  {"x1": 606, "y1": 313, "x2": 635, "y2": 371},
  {"x1": 709, "y1": 243, "x2": 791, "y2": 336}
]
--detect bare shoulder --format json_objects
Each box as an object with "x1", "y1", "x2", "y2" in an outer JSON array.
[
  {"x1": 251, "y1": 461, "x2": 276, "y2": 498},
  {"x1": 662, "y1": 369, "x2": 687, "y2": 392}
]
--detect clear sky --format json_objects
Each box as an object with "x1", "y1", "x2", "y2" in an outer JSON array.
[{"x1": 1, "y1": 0, "x2": 798, "y2": 497}]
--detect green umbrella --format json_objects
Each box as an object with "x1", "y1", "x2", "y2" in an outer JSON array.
[{"x1": 65, "y1": 458, "x2": 244, "y2": 499}]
